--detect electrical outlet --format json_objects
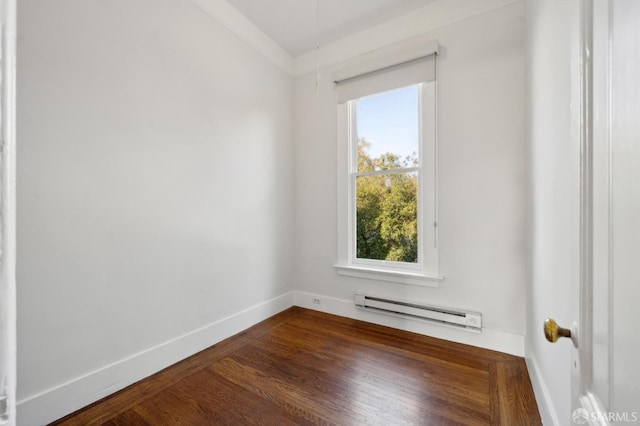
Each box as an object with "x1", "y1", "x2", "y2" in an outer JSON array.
[{"x1": 312, "y1": 297, "x2": 321, "y2": 305}]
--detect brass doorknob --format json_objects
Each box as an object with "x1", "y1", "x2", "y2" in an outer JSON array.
[{"x1": 544, "y1": 318, "x2": 572, "y2": 342}]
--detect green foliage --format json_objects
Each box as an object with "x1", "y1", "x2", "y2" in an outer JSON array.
[{"x1": 356, "y1": 139, "x2": 418, "y2": 263}]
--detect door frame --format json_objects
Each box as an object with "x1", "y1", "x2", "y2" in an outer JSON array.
[
  {"x1": 574, "y1": 0, "x2": 611, "y2": 423},
  {"x1": 0, "y1": 0, "x2": 17, "y2": 424}
]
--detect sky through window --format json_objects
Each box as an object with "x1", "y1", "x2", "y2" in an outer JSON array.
[{"x1": 356, "y1": 85, "x2": 419, "y2": 161}]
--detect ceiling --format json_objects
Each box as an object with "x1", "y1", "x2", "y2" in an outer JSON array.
[{"x1": 226, "y1": 0, "x2": 439, "y2": 57}]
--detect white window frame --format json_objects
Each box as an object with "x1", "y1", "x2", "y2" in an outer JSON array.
[{"x1": 335, "y1": 81, "x2": 442, "y2": 287}]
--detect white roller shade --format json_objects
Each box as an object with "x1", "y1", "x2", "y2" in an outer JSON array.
[{"x1": 334, "y1": 38, "x2": 438, "y2": 103}]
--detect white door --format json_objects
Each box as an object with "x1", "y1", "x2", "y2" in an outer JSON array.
[
  {"x1": 540, "y1": 0, "x2": 606, "y2": 418},
  {"x1": 592, "y1": 0, "x2": 640, "y2": 421},
  {"x1": 545, "y1": 1, "x2": 640, "y2": 424},
  {"x1": 572, "y1": 0, "x2": 611, "y2": 421},
  {"x1": 0, "y1": 0, "x2": 16, "y2": 424}
]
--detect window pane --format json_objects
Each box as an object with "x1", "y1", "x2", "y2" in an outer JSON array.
[
  {"x1": 356, "y1": 85, "x2": 419, "y2": 173},
  {"x1": 355, "y1": 172, "x2": 418, "y2": 263}
]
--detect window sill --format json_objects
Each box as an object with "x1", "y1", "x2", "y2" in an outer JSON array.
[{"x1": 334, "y1": 265, "x2": 443, "y2": 288}]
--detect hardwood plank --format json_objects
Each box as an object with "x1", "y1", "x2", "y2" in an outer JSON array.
[
  {"x1": 255, "y1": 324, "x2": 491, "y2": 415},
  {"x1": 211, "y1": 356, "x2": 348, "y2": 425},
  {"x1": 493, "y1": 359, "x2": 542, "y2": 426},
  {"x1": 101, "y1": 409, "x2": 150, "y2": 426},
  {"x1": 51, "y1": 307, "x2": 541, "y2": 425},
  {"x1": 271, "y1": 319, "x2": 492, "y2": 388},
  {"x1": 131, "y1": 368, "x2": 303, "y2": 425}
]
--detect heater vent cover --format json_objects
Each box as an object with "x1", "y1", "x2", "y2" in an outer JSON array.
[{"x1": 354, "y1": 293, "x2": 482, "y2": 331}]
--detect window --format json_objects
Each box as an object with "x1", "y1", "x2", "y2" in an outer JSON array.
[
  {"x1": 334, "y1": 41, "x2": 441, "y2": 286},
  {"x1": 353, "y1": 85, "x2": 420, "y2": 264}
]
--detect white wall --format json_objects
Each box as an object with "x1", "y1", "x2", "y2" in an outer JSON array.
[
  {"x1": 293, "y1": 2, "x2": 527, "y2": 355},
  {"x1": 524, "y1": 0, "x2": 580, "y2": 424},
  {"x1": 17, "y1": 0, "x2": 294, "y2": 423}
]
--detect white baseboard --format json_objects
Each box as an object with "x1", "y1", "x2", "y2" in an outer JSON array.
[
  {"x1": 17, "y1": 292, "x2": 294, "y2": 426},
  {"x1": 293, "y1": 290, "x2": 524, "y2": 356},
  {"x1": 524, "y1": 341, "x2": 561, "y2": 426}
]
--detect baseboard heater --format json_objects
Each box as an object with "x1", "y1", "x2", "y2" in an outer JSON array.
[{"x1": 354, "y1": 293, "x2": 482, "y2": 332}]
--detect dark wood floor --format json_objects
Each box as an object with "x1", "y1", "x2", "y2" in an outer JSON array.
[{"x1": 52, "y1": 307, "x2": 541, "y2": 425}]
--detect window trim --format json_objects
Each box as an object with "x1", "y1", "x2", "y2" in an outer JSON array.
[{"x1": 336, "y1": 81, "x2": 441, "y2": 286}]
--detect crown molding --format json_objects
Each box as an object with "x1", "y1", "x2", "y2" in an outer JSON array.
[
  {"x1": 189, "y1": 0, "x2": 294, "y2": 75},
  {"x1": 293, "y1": 0, "x2": 521, "y2": 77},
  {"x1": 188, "y1": 0, "x2": 521, "y2": 78}
]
